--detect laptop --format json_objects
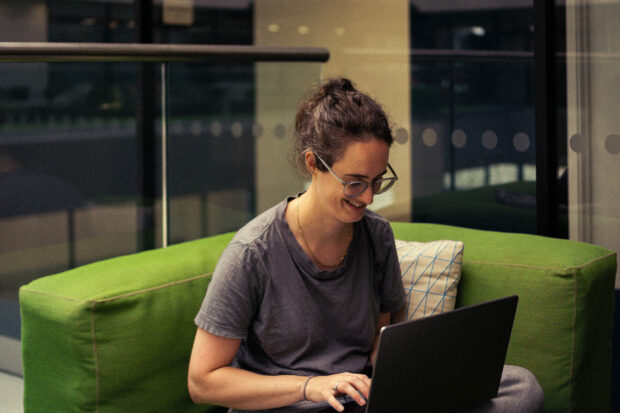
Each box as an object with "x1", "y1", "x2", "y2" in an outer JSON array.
[{"x1": 356, "y1": 295, "x2": 519, "y2": 413}]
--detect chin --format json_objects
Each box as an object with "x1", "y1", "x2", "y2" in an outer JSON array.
[{"x1": 343, "y1": 198, "x2": 367, "y2": 221}]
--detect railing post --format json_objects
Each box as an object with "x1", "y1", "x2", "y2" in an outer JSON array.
[
  {"x1": 160, "y1": 62, "x2": 169, "y2": 248},
  {"x1": 135, "y1": 0, "x2": 157, "y2": 250},
  {"x1": 534, "y1": 0, "x2": 559, "y2": 237}
]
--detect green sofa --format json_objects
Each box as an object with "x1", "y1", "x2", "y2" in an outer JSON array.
[{"x1": 19, "y1": 223, "x2": 617, "y2": 412}]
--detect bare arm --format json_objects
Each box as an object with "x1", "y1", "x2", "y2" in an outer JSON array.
[
  {"x1": 188, "y1": 328, "x2": 371, "y2": 412},
  {"x1": 392, "y1": 305, "x2": 407, "y2": 324},
  {"x1": 369, "y1": 312, "x2": 392, "y2": 368}
]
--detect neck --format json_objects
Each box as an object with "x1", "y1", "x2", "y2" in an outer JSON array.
[
  {"x1": 294, "y1": 194, "x2": 352, "y2": 270},
  {"x1": 297, "y1": 188, "x2": 349, "y2": 239}
]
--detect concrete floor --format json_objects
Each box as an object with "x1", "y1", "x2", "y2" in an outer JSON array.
[{"x1": 0, "y1": 371, "x2": 23, "y2": 413}]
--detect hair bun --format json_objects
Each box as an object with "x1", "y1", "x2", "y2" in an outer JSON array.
[
  {"x1": 293, "y1": 77, "x2": 393, "y2": 177},
  {"x1": 324, "y1": 77, "x2": 356, "y2": 94}
]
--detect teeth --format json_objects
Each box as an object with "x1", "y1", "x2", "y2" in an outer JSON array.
[{"x1": 348, "y1": 200, "x2": 364, "y2": 207}]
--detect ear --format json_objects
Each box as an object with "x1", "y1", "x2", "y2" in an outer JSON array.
[{"x1": 304, "y1": 151, "x2": 318, "y2": 174}]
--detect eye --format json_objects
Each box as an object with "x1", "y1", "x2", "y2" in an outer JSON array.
[
  {"x1": 347, "y1": 181, "x2": 366, "y2": 191},
  {"x1": 344, "y1": 181, "x2": 367, "y2": 196}
]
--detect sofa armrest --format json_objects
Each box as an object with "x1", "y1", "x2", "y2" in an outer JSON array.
[
  {"x1": 391, "y1": 222, "x2": 616, "y2": 413},
  {"x1": 20, "y1": 233, "x2": 234, "y2": 413}
]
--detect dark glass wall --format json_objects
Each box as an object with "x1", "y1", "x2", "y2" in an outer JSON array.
[
  {"x1": 0, "y1": 0, "x2": 257, "y2": 345},
  {"x1": 409, "y1": 3, "x2": 541, "y2": 235}
]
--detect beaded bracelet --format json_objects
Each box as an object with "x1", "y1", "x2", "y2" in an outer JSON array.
[{"x1": 302, "y1": 375, "x2": 315, "y2": 401}]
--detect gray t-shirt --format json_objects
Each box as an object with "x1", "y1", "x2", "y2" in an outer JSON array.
[{"x1": 194, "y1": 195, "x2": 405, "y2": 379}]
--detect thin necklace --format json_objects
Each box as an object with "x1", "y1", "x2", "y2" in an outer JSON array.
[{"x1": 296, "y1": 198, "x2": 352, "y2": 269}]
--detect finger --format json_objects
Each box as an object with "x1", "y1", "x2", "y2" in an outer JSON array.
[
  {"x1": 338, "y1": 381, "x2": 368, "y2": 406},
  {"x1": 350, "y1": 374, "x2": 371, "y2": 398},
  {"x1": 339, "y1": 374, "x2": 371, "y2": 399},
  {"x1": 326, "y1": 394, "x2": 345, "y2": 412}
]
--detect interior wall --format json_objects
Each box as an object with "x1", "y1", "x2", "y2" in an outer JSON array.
[
  {"x1": 254, "y1": 0, "x2": 412, "y2": 219},
  {"x1": 0, "y1": 0, "x2": 48, "y2": 101},
  {"x1": 0, "y1": 0, "x2": 47, "y2": 41}
]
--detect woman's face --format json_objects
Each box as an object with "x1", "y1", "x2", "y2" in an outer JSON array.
[{"x1": 312, "y1": 137, "x2": 390, "y2": 224}]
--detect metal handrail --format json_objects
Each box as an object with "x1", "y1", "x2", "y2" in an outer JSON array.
[
  {"x1": 7, "y1": 43, "x2": 614, "y2": 64},
  {"x1": 0, "y1": 42, "x2": 330, "y2": 63},
  {"x1": 411, "y1": 49, "x2": 533, "y2": 61}
]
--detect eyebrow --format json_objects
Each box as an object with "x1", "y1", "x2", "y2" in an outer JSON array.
[{"x1": 344, "y1": 169, "x2": 388, "y2": 180}]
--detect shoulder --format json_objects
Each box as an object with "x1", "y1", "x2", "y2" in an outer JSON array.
[
  {"x1": 217, "y1": 199, "x2": 287, "y2": 271},
  {"x1": 230, "y1": 200, "x2": 284, "y2": 247},
  {"x1": 360, "y1": 208, "x2": 395, "y2": 240},
  {"x1": 357, "y1": 209, "x2": 397, "y2": 265}
]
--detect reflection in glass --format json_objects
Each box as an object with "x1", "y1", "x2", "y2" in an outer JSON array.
[
  {"x1": 165, "y1": 61, "x2": 256, "y2": 243},
  {"x1": 0, "y1": 62, "x2": 153, "y2": 338},
  {"x1": 410, "y1": 4, "x2": 536, "y2": 234},
  {"x1": 165, "y1": 61, "x2": 323, "y2": 244},
  {"x1": 564, "y1": 0, "x2": 620, "y2": 291}
]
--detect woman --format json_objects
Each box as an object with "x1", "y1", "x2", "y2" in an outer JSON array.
[
  {"x1": 189, "y1": 78, "x2": 404, "y2": 412},
  {"x1": 188, "y1": 78, "x2": 544, "y2": 413}
]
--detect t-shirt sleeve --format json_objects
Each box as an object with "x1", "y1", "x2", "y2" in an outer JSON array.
[
  {"x1": 377, "y1": 222, "x2": 406, "y2": 313},
  {"x1": 194, "y1": 241, "x2": 262, "y2": 339}
]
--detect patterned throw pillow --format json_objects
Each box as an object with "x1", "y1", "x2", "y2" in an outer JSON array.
[{"x1": 395, "y1": 239, "x2": 464, "y2": 320}]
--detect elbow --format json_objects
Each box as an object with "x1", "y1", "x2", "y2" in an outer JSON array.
[
  {"x1": 392, "y1": 305, "x2": 407, "y2": 324},
  {"x1": 188, "y1": 377, "x2": 200, "y2": 404},
  {"x1": 188, "y1": 373, "x2": 209, "y2": 404},
  {"x1": 189, "y1": 391, "x2": 203, "y2": 405}
]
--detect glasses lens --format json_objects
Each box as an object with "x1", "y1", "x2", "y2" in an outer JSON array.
[
  {"x1": 344, "y1": 179, "x2": 396, "y2": 197},
  {"x1": 344, "y1": 182, "x2": 367, "y2": 197},
  {"x1": 372, "y1": 179, "x2": 383, "y2": 194},
  {"x1": 374, "y1": 178, "x2": 395, "y2": 194}
]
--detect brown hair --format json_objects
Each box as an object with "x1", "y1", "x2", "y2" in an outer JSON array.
[{"x1": 293, "y1": 78, "x2": 393, "y2": 177}]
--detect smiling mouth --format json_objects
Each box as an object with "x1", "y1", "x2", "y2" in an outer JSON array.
[{"x1": 346, "y1": 199, "x2": 366, "y2": 209}]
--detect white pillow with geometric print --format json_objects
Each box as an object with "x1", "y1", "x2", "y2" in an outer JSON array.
[{"x1": 395, "y1": 239, "x2": 464, "y2": 321}]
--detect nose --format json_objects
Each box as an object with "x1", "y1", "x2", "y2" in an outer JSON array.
[{"x1": 359, "y1": 184, "x2": 374, "y2": 205}]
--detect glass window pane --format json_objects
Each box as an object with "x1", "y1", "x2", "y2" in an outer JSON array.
[
  {"x1": 563, "y1": 1, "x2": 620, "y2": 288},
  {"x1": 166, "y1": 61, "x2": 257, "y2": 242},
  {"x1": 410, "y1": 3, "x2": 537, "y2": 234},
  {"x1": 0, "y1": 61, "x2": 159, "y2": 335},
  {"x1": 165, "y1": 61, "x2": 323, "y2": 243}
]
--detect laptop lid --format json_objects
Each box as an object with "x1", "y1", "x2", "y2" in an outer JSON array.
[{"x1": 365, "y1": 295, "x2": 519, "y2": 413}]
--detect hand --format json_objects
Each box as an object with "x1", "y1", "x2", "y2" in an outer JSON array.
[{"x1": 304, "y1": 373, "x2": 371, "y2": 412}]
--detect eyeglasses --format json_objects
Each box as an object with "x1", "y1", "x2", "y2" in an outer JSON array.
[{"x1": 314, "y1": 153, "x2": 398, "y2": 198}]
